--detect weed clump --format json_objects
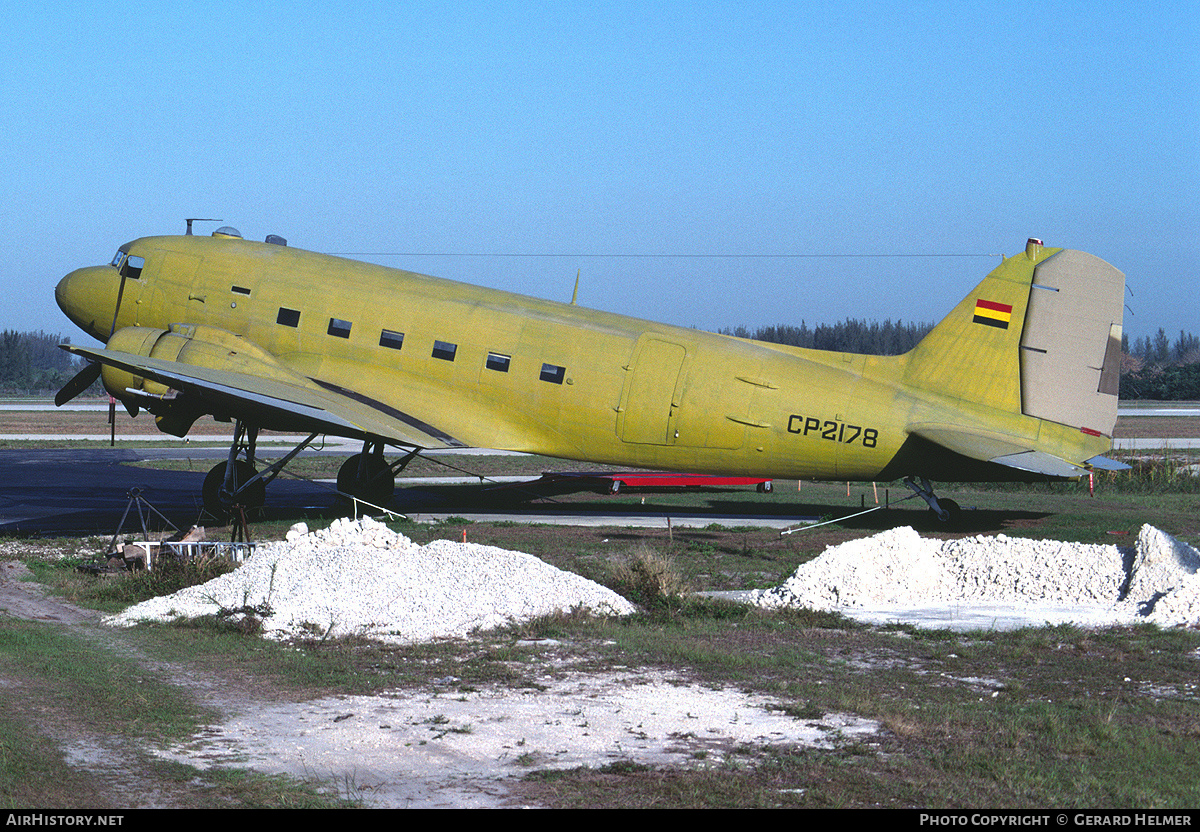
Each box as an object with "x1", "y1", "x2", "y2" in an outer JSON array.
[
  {"x1": 610, "y1": 544, "x2": 690, "y2": 610},
  {"x1": 82, "y1": 553, "x2": 236, "y2": 608}
]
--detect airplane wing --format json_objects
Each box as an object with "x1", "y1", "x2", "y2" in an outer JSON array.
[{"x1": 63, "y1": 344, "x2": 466, "y2": 449}]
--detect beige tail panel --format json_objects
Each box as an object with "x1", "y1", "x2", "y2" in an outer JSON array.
[{"x1": 1019, "y1": 250, "x2": 1125, "y2": 436}]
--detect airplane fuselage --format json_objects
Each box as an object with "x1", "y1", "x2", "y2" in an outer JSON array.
[{"x1": 55, "y1": 232, "x2": 1121, "y2": 490}]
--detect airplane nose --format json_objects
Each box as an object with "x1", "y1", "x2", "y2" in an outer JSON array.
[{"x1": 56, "y1": 266, "x2": 118, "y2": 342}]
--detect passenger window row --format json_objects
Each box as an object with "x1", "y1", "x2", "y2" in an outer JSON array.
[{"x1": 275, "y1": 307, "x2": 565, "y2": 384}]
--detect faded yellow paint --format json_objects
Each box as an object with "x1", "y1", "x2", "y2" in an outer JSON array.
[{"x1": 56, "y1": 232, "x2": 1124, "y2": 487}]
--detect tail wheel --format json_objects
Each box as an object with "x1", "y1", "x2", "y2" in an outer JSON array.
[
  {"x1": 202, "y1": 460, "x2": 265, "y2": 518},
  {"x1": 928, "y1": 498, "x2": 961, "y2": 525},
  {"x1": 337, "y1": 452, "x2": 395, "y2": 506}
]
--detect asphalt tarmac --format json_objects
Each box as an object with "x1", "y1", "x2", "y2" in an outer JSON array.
[
  {"x1": 0, "y1": 447, "x2": 338, "y2": 535},
  {"x1": 0, "y1": 444, "x2": 808, "y2": 536}
]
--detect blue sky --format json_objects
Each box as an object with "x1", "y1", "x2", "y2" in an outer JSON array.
[{"x1": 5, "y1": 1, "x2": 1196, "y2": 344}]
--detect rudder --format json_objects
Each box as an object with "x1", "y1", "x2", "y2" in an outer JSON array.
[{"x1": 1019, "y1": 248, "x2": 1125, "y2": 437}]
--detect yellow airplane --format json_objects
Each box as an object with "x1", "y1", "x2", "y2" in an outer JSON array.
[{"x1": 54, "y1": 226, "x2": 1127, "y2": 520}]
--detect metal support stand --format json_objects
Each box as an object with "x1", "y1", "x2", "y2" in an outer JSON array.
[
  {"x1": 107, "y1": 488, "x2": 178, "y2": 553},
  {"x1": 230, "y1": 504, "x2": 251, "y2": 544},
  {"x1": 77, "y1": 488, "x2": 179, "y2": 571}
]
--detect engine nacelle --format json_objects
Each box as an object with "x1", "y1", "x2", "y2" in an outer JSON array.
[
  {"x1": 101, "y1": 324, "x2": 305, "y2": 437},
  {"x1": 101, "y1": 326, "x2": 172, "y2": 403}
]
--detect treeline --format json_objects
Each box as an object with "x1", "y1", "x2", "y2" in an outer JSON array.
[
  {"x1": 1120, "y1": 328, "x2": 1200, "y2": 400},
  {"x1": 719, "y1": 319, "x2": 933, "y2": 355},
  {"x1": 0, "y1": 330, "x2": 77, "y2": 393},
  {"x1": 726, "y1": 320, "x2": 1200, "y2": 400}
]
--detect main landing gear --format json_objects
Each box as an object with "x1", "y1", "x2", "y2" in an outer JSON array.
[
  {"x1": 202, "y1": 422, "x2": 309, "y2": 518},
  {"x1": 335, "y1": 441, "x2": 421, "y2": 508},
  {"x1": 201, "y1": 423, "x2": 417, "y2": 518},
  {"x1": 903, "y1": 476, "x2": 960, "y2": 524}
]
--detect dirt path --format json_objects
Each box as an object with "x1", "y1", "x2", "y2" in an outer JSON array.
[
  {"x1": 0, "y1": 562, "x2": 368, "y2": 807},
  {"x1": 0, "y1": 562, "x2": 201, "y2": 808},
  {"x1": 0, "y1": 562, "x2": 97, "y2": 626},
  {"x1": 0, "y1": 561, "x2": 878, "y2": 809}
]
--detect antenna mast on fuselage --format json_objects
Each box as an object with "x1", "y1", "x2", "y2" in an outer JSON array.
[{"x1": 184, "y1": 218, "x2": 223, "y2": 235}]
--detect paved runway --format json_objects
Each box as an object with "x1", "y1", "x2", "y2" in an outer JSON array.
[{"x1": 0, "y1": 447, "x2": 340, "y2": 535}]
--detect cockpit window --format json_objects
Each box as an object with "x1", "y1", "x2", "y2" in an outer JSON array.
[
  {"x1": 120, "y1": 255, "x2": 145, "y2": 279},
  {"x1": 110, "y1": 251, "x2": 125, "y2": 268}
]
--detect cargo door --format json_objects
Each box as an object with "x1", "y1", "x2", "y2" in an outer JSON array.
[{"x1": 618, "y1": 337, "x2": 685, "y2": 445}]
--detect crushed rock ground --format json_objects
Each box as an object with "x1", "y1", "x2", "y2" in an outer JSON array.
[{"x1": 152, "y1": 668, "x2": 878, "y2": 808}]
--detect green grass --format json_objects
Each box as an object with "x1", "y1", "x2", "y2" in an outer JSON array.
[
  {"x1": 0, "y1": 710, "x2": 107, "y2": 809},
  {"x1": 27, "y1": 554, "x2": 238, "y2": 613},
  {"x1": 5, "y1": 476, "x2": 1200, "y2": 808},
  {"x1": 0, "y1": 618, "x2": 361, "y2": 808},
  {"x1": 503, "y1": 612, "x2": 1200, "y2": 809},
  {"x1": 0, "y1": 619, "x2": 208, "y2": 739}
]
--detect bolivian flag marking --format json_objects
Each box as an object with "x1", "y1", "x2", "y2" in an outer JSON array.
[{"x1": 973, "y1": 299, "x2": 1013, "y2": 329}]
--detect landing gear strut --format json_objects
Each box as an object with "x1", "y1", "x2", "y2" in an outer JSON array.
[
  {"x1": 202, "y1": 422, "x2": 319, "y2": 518},
  {"x1": 203, "y1": 422, "x2": 265, "y2": 518},
  {"x1": 201, "y1": 425, "x2": 416, "y2": 517},
  {"x1": 337, "y1": 442, "x2": 419, "y2": 508},
  {"x1": 903, "y1": 476, "x2": 960, "y2": 524}
]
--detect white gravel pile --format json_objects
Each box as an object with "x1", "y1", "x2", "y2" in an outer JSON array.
[
  {"x1": 105, "y1": 517, "x2": 635, "y2": 642},
  {"x1": 751, "y1": 524, "x2": 1200, "y2": 628}
]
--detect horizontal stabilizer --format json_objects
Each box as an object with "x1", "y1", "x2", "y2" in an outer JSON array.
[
  {"x1": 913, "y1": 425, "x2": 1127, "y2": 479},
  {"x1": 910, "y1": 425, "x2": 1031, "y2": 463},
  {"x1": 1085, "y1": 455, "x2": 1132, "y2": 472},
  {"x1": 990, "y1": 451, "x2": 1087, "y2": 478}
]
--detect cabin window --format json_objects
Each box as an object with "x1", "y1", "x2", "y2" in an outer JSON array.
[
  {"x1": 328, "y1": 318, "x2": 352, "y2": 339},
  {"x1": 432, "y1": 340, "x2": 457, "y2": 361},
  {"x1": 486, "y1": 352, "x2": 511, "y2": 372},
  {"x1": 120, "y1": 255, "x2": 145, "y2": 280},
  {"x1": 379, "y1": 329, "x2": 404, "y2": 350},
  {"x1": 231, "y1": 285, "x2": 251, "y2": 296},
  {"x1": 277, "y1": 307, "x2": 301, "y2": 327},
  {"x1": 540, "y1": 363, "x2": 566, "y2": 384},
  {"x1": 110, "y1": 251, "x2": 125, "y2": 268}
]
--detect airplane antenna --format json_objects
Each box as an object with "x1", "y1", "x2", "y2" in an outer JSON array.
[
  {"x1": 185, "y1": 218, "x2": 223, "y2": 235},
  {"x1": 571, "y1": 269, "x2": 581, "y2": 305}
]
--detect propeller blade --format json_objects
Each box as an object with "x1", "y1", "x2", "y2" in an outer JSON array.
[
  {"x1": 54, "y1": 361, "x2": 102, "y2": 407},
  {"x1": 108, "y1": 270, "x2": 128, "y2": 339}
]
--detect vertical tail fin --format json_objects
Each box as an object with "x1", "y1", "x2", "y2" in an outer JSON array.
[{"x1": 904, "y1": 239, "x2": 1125, "y2": 438}]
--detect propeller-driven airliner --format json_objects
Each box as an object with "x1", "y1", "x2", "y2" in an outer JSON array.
[{"x1": 54, "y1": 225, "x2": 1127, "y2": 520}]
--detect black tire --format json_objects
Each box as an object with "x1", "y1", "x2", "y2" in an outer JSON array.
[
  {"x1": 337, "y1": 453, "x2": 395, "y2": 506},
  {"x1": 202, "y1": 460, "x2": 265, "y2": 518},
  {"x1": 757, "y1": 480, "x2": 774, "y2": 493}
]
